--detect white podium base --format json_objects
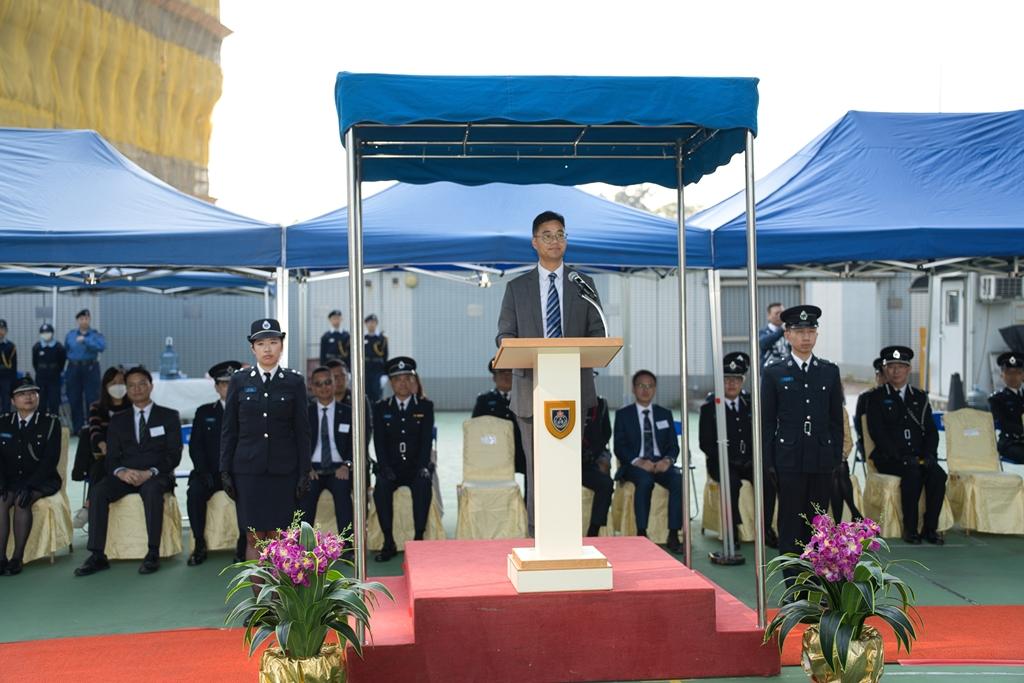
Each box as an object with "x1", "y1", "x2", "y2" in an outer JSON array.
[{"x1": 506, "y1": 546, "x2": 613, "y2": 593}]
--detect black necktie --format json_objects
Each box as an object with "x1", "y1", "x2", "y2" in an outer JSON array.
[
  {"x1": 642, "y1": 409, "x2": 654, "y2": 459},
  {"x1": 264, "y1": 372, "x2": 271, "y2": 384},
  {"x1": 19, "y1": 419, "x2": 27, "y2": 432},
  {"x1": 320, "y1": 407, "x2": 330, "y2": 465},
  {"x1": 801, "y1": 361, "x2": 808, "y2": 373},
  {"x1": 138, "y1": 411, "x2": 147, "y2": 444}
]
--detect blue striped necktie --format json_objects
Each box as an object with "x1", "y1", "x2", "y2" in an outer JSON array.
[{"x1": 545, "y1": 272, "x2": 562, "y2": 337}]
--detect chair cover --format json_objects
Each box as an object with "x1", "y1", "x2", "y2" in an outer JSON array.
[
  {"x1": 455, "y1": 416, "x2": 525, "y2": 539},
  {"x1": 943, "y1": 408, "x2": 1024, "y2": 534},
  {"x1": 105, "y1": 493, "x2": 182, "y2": 559},
  {"x1": 581, "y1": 486, "x2": 612, "y2": 536},
  {"x1": 701, "y1": 478, "x2": 787, "y2": 542},
  {"x1": 8, "y1": 428, "x2": 72, "y2": 564},
  {"x1": 365, "y1": 486, "x2": 446, "y2": 551},
  {"x1": 188, "y1": 491, "x2": 240, "y2": 552},
  {"x1": 611, "y1": 480, "x2": 669, "y2": 544}
]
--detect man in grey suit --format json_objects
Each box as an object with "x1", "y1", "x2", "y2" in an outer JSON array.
[{"x1": 496, "y1": 210, "x2": 606, "y2": 533}]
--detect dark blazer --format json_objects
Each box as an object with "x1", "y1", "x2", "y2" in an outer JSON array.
[
  {"x1": 0, "y1": 412, "x2": 62, "y2": 495},
  {"x1": 495, "y1": 266, "x2": 605, "y2": 418},
  {"x1": 989, "y1": 387, "x2": 1024, "y2": 442},
  {"x1": 853, "y1": 387, "x2": 877, "y2": 456},
  {"x1": 613, "y1": 402, "x2": 679, "y2": 470},
  {"x1": 190, "y1": 401, "x2": 224, "y2": 476},
  {"x1": 308, "y1": 400, "x2": 353, "y2": 468},
  {"x1": 220, "y1": 366, "x2": 312, "y2": 478},
  {"x1": 106, "y1": 404, "x2": 182, "y2": 479},
  {"x1": 32, "y1": 342, "x2": 67, "y2": 377},
  {"x1": 472, "y1": 389, "x2": 526, "y2": 474},
  {"x1": 760, "y1": 354, "x2": 844, "y2": 474},
  {"x1": 866, "y1": 383, "x2": 939, "y2": 468},
  {"x1": 372, "y1": 395, "x2": 434, "y2": 473},
  {"x1": 582, "y1": 398, "x2": 612, "y2": 467},
  {"x1": 699, "y1": 391, "x2": 752, "y2": 479}
]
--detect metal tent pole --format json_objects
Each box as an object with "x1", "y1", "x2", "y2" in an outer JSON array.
[
  {"x1": 743, "y1": 131, "x2": 768, "y2": 627},
  {"x1": 298, "y1": 277, "x2": 308, "y2": 372},
  {"x1": 263, "y1": 285, "x2": 271, "y2": 318},
  {"x1": 345, "y1": 130, "x2": 368, "y2": 641},
  {"x1": 51, "y1": 286, "x2": 58, "y2": 327},
  {"x1": 276, "y1": 227, "x2": 291, "y2": 365},
  {"x1": 675, "y1": 144, "x2": 692, "y2": 567},
  {"x1": 621, "y1": 275, "x2": 632, "y2": 405}
]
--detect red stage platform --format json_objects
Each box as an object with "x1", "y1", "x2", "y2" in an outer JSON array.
[{"x1": 348, "y1": 537, "x2": 780, "y2": 682}]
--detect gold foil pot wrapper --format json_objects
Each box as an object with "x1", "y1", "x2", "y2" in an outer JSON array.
[
  {"x1": 258, "y1": 644, "x2": 346, "y2": 683},
  {"x1": 801, "y1": 624, "x2": 884, "y2": 683}
]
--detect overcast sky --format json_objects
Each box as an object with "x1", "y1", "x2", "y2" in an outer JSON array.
[{"x1": 208, "y1": 0, "x2": 1024, "y2": 225}]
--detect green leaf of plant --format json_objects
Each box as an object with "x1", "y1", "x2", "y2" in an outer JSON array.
[
  {"x1": 247, "y1": 627, "x2": 275, "y2": 658},
  {"x1": 875, "y1": 605, "x2": 917, "y2": 653},
  {"x1": 834, "y1": 622, "x2": 854, "y2": 671},
  {"x1": 276, "y1": 621, "x2": 292, "y2": 655},
  {"x1": 328, "y1": 620, "x2": 363, "y2": 658},
  {"x1": 819, "y1": 611, "x2": 844, "y2": 675}
]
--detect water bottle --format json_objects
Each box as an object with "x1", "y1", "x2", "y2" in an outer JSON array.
[{"x1": 160, "y1": 336, "x2": 179, "y2": 379}]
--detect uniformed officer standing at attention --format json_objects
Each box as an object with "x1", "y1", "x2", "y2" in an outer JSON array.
[
  {"x1": 363, "y1": 314, "x2": 389, "y2": 403},
  {"x1": 700, "y1": 352, "x2": 778, "y2": 549},
  {"x1": 220, "y1": 319, "x2": 312, "y2": 562},
  {"x1": 372, "y1": 356, "x2": 433, "y2": 562},
  {"x1": 866, "y1": 345, "x2": 947, "y2": 544},
  {"x1": 988, "y1": 351, "x2": 1024, "y2": 465},
  {"x1": 319, "y1": 309, "x2": 351, "y2": 368},
  {"x1": 32, "y1": 323, "x2": 66, "y2": 417},
  {"x1": 0, "y1": 320, "x2": 17, "y2": 414},
  {"x1": 64, "y1": 309, "x2": 106, "y2": 432},
  {"x1": 0, "y1": 376, "x2": 62, "y2": 576},
  {"x1": 761, "y1": 305, "x2": 844, "y2": 561},
  {"x1": 471, "y1": 360, "x2": 527, "y2": 486},
  {"x1": 186, "y1": 360, "x2": 246, "y2": 567}
]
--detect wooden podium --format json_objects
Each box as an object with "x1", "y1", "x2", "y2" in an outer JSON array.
[{"x1": 493, "y1": 337, "x2": 623, "y2": 592}]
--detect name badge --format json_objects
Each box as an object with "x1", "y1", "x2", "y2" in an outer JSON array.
[
  {"x1": 656, "y1": 419, "x2": 670, "y2": 430},
  {"x1": 150, "y1": 425, "x2": 166, "y2": 437},
  {"x1": 339, "y1": 423, "x2": 351, "y2": 433},
  {"x1": 243, "y1": 386, "x2": 258, "y2": 394}
]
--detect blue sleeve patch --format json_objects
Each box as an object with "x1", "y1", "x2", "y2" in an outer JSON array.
[{"x1": 383, "y1": 413, "x2": 392, "y2": 419}]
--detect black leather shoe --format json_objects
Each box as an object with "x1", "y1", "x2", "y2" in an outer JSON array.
[
  {"x1": 4, "y1": 558, "x2": 23, "y2": 576},
  {"x1": 0, "y1": 558, "x2": 7, "y2": 575},
  {"x1": 665, "y1": 532, "x2": 683, "y2": 555},
  {"x1": 765, "y1": 529, "x2": 779, "y2": 549},
  {"x1": 138, "y1": 553, "x2": 161, "y2": 574},
  {"x1": 922, "y1": 531, "x2": 945, "y2": 545},
  {"x1": 187, "y1": 547, "x2": 207, "y2": 567},
  {"x1": 903, "y1": 532, "x2": 922, "y2": 545},
  {"x1": 374, "y1": 543, "x2": 398, "y2": 563},
  {"x1": 74, "y1": 553, "x2": 111, "y2": 577}
]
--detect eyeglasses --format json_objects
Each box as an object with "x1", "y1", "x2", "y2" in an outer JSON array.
[
  {"x1": 312, "y1": 380, "x2": 333, "y2": 387},
  {"x1": 126, "y1": 382, "x2": 150, "y2": 390},
  {"x1": 635, "y1": 383, "x2": 656, "y2": 390},
  {"x1": 537, "y1": 232, "x2": 567, "y2": 244}
]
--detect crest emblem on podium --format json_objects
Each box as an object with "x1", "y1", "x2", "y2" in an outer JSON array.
[{"x1": 544, "y1": 400, "x2": 576, "y2": 440}]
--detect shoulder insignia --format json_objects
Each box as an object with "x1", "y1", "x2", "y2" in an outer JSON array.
[{"x1": 703, "y1": 392, "x2": 715, "y2": 404}]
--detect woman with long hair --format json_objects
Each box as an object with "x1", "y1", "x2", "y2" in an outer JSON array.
[{"x1": 71, "y1": 366, "x2": 128, "y2": 528}]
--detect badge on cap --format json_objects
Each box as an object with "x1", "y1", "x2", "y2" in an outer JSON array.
[
  {"x1": 799, "y1": 310, "x2": 808, "y2": 321},
  {"x1": 262, "y1": 320, "x2": 271, "y2": 330},
  {"x1": 893, "y1": 349, "x2": 901, "y2": 359},
  {"x1": 1013, "y1": 357, "x2": 1019, "y2": 366},
  {"x1": 398, "y1": 360, "x2": 406, "y2": 369},
  {"x1": 728, "y1": 361, "x2": 737, "y2": 370}
]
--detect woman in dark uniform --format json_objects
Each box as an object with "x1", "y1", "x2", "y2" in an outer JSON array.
[
  {"x1": 220, "y1": 319, "x2": 311, "y2": 560},
  {"x1": 0, "y1": 377, "x2": 62, "y2": 575}
]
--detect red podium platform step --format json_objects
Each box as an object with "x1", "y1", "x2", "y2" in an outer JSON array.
[{"x1": 349, "y1": 537, "x2": 779, "y2": 682}]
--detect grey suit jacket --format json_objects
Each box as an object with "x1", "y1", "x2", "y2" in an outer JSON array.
[{"x1": 495, "y1": 266, "x2": 605, "y2": 418}]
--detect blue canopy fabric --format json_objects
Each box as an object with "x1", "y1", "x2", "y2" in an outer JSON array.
[
  {"x1": 335, "y1": 73, "x2": 759, "y2": 188},
  {"x1": 288, "y1": 182, "x2": 712, "y2": 270},
  {"x1": 691, "y1": 111, "x2": 1024, "y2": 269},
  {"x1": 0, "y1": 271, "x2": 272, "y2": 292},
  {"x1": 0, "y1": 128, "x2": 281, "y2": 267}
]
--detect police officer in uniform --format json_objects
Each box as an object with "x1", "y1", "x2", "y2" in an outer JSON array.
[
  {"x1": 854, "y1": 357, "x2": 885, "y2": 460},
  {"x1": 761, "y1": 305, "x2": 844, "y2": 561},
  {"x1": 186, "y1": 360, "x2": 245, "y2": 566},
  {"x1": 866, "y1": 345, "x2": 946, "y2": 544},
  {"x1": 0, "y1": 320, "x2": 17, "y2": 414},
  {"x1": 0, "y1": 376, "x2": 62, "y2": 575},
  {"x1": 372, "y1": 356, "x2": 433, "y2": 562},
  {"x1": 700, "y1": 352, "x2": 777, "y2": 549},
  {"x1": 32, "y1": 324, "x2": 66, "y2": 417},
  {"x1": 364, "y1": 314, "x2": 389, "y2": 403},
  {"x1": 319, "y1": 310, "x2": 351, "y2": 368},
  {"x1": 220, "y1": 319, "x2": 312, "y2": 562},
  {"x1": 988, "y1": 351, "x2": 1024, "y2": 465},
  {"x1": 471, "y1": 360, "x2": 527, "y2": 483}
]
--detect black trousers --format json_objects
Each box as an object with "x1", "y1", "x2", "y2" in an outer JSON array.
[
  {"x1": 186, "y1": 472, "x2": 245, "y2": 554},
  {"x1": 87, "y1": 476, "x2": 172, "y2": 554},
  {"x1": 874, "y1": 459, "x2": 948, "y2": 534},
  {"x1": 997, "y1": 439, "x2": 1024, "y2": 465},
  {"x1": 300, "y1": 469, "x2": 353, "y2": 535},
  {"x1": 373, "y1": 468, "x2": 432, "y2": 544},
  {"x1": 776, "y1": 472, "x2": 832, "y2": 557},
  {"x1": 581, "y1": 463, "x2": 613, "y2": 528},
  {"x1": 36, "y1": 373, "x2": 62, "y2": 415}
]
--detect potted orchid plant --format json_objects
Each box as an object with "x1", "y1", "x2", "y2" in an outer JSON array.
[
  {"x1": 223, "y1": 513, "x2": 392, "y2": 682},
  {"x1": 763, "y1": 513, "x2": 922, "y2": 682}
]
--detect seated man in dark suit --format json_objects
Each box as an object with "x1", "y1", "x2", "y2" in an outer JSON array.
[
  {"x1": 471, "y1": 360, "x2": 526, "y2": 487},
  {"x1": 613, "y1": 370, "x2": 683, "y2": 553},
  {"x1": 75, "y1": 366, "x2": 182, "y2": 576},
  {"x1": 299, "y1": 366, "x2": 354, "y2": 536},
  {"x1": 581, "y1": 392, "x2": 613, "y2": 537},
  {"x1": 989, "y1": 351, "x2": 1024, "y2": 465}
]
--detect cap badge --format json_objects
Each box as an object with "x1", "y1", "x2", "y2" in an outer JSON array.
[
  {"x1": 893, "y1": 349, "x2": 901, "y2": 359},
  {"x1": 262, "y1": 320, "x2": 271, "y2": 330},
  {"x1": 799, "y1": 310, "x2": 808, "y2": 321},
  {"x1": 1012, "y1": 357, "x2": 1018, "y2": 366},
  {"x1": 398, "y1": 361, "x2": 406, "y2": 369},
  {"x1": 728, "y1": 361, "x2": 737, "y2": 370}
]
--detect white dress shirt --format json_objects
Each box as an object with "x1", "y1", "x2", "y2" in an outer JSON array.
[
  {"x1": 634, "y1": 402, "x2": 662, "y2": 459},
  {"x1": 791, "y1": 352, "x2": 814, "y2": 371},
  {"x1": 257, "y1": 364, "x2": 280, "y2": 380},
  {"x1": 313, "y1": 400, "x2": 340, "y2": 465},
  {"x1": 538, "y1": 262, "x2": 564, "y2": 337}
]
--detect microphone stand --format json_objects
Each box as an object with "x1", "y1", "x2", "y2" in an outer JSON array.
[{"x1": 577, "y1": 291, "x2": 609, "y2": 338}]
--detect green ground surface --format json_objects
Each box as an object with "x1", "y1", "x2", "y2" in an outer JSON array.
[{"x1": 4, "y1": 412, "x2": 1023, "y2": 681}]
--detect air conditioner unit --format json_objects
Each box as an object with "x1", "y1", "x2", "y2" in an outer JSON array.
[{"x1": 979, "y1": 275, "x2": 1024, "y2": 302}]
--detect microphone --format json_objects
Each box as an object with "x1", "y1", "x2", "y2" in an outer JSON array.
[{"x1": 568, "y1": 271, "x2": 598, "y2": 299}]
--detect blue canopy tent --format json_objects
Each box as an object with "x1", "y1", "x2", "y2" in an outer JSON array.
[
  {"x1": 691, "y1": 111, "x2": 1024, "y2": 270},
  {"x1": 287, "y1": 181, "x2": 713, "y2": 271},
  {"x1": 334, "y1": 72, "x2": 764, "y2": 608},
  {"x1": 0, "y1": 270, "x2": 272, "y2": 293}
]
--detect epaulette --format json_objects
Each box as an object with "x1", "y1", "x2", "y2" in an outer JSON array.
[
  {"x1": 815, "y1": 356, "x2": 835, "y2": 366},
  {"x1": 702, "y1": 392, "x2": 715, "y2": 404}
]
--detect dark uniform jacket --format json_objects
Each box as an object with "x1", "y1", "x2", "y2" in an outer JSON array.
[
  {"x1": 581, "y1": 398, "x2": 612, "y2": 467},
  {"x1": 865, "y1": 383, "x2": 939, "y2": 468},
  {"x1": 190, "y1": 401, "x2": 225, "y2": 478},
  {"x1": 220, "y1": 367, "x2": 312, "y2": 478},
  {"x1": 106, "y1": 404, "x2": 183, "y2": 480},
  {"x1": 699, "y1": 391, "x2": 752, "y2": 480},
  {"x1": 0, "y1": 412, "x2": 61, "y2": 495},
  {"x1": 471, "y1": 389, "x2": 526, "y2": 474},
  {"x1": 319, "y1": 329, "x2": 351, "y2": 368},
  {"x1": 372, "y1": 395, "x2": 433, "y2": 476},
  {"x1": 853, "y1": 388, "x2": 876, "y2": 457},
  {"x1": 761, "y1": 354, "x2": 844, "y2": 474},
  {"x1": 988, "y1": 387, "x2": 1024, "y2": 444},
  {"x1": 364, "y1": 334, "x2": 388, "y2": 369},
  {"x1": 32, "y1": 342, "x2": 66, "y2": 378},
  {"x1": 308, "y1": 400, "x2": 353, "y2": 469},
  {"x1": 0, "y1": 339, "x2": 16, "y2": 380},
  {"x1": 612, "y1": 403, "x2": 680, "y2": 470}
]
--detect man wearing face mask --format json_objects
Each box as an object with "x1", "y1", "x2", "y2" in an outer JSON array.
[
  {"x1": 32, "y1": 324, "x2": 66, "y2": 417},
  {"x1": 0, "y1": 320, "x2": 16, "y2": 414}
]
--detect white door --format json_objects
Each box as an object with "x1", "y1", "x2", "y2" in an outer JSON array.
[{"x1": 936, "y1": 279, "x2": 965, "y2": 397}]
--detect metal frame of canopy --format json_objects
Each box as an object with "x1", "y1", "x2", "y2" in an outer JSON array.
[{"x1": 340, "y1": 96, "x2": 766, "y2": 631}]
